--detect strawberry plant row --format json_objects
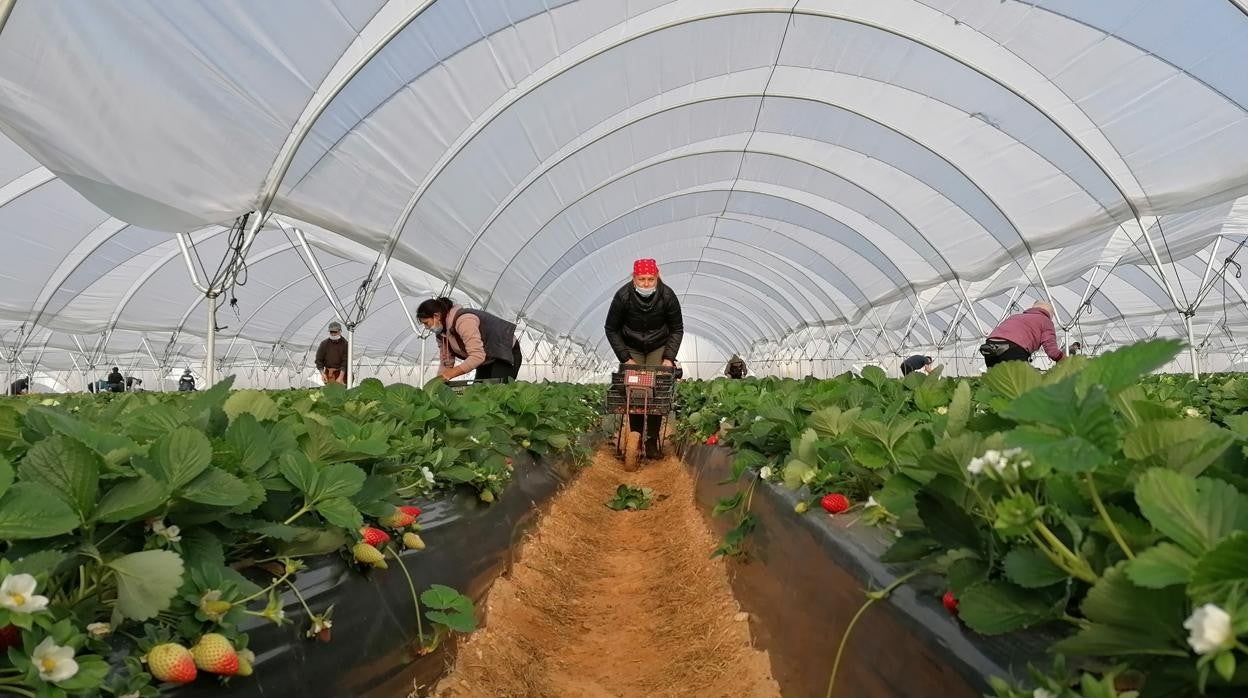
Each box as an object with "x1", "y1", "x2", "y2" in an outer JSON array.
[
  {"x1": 0, "y1": 378, "x2": 602, "y2": 697},
  {"x1": 676, "y1": 341, "x2": 1248, "y2": 697}
]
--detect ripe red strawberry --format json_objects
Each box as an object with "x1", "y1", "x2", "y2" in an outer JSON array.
[
  {"x1": 148, "y1": 643, "x2": 198, "y2": 684},
  {"x1": 942, "y1": 591, "x2": 959, "y2": 616},
  {"x1": 0, "y1": 624, "x2": 19, "y2": 651},
  {"x1": 379, "y1": 509, "x2": 416, "y2": 529},
  {"x1": 191, "y1": 634, "x2": 239, "y2": 676},
  {"x1": 706, "y1": 434, "x2": 719, "y2": 445},
  {"x1": 359, "y1": 526, "x2": 390, "y2": 546},
  {"x1": 352, "y1": 542, "x2": 388, "y2": 569},
  {"x1": 820, "y1": 493, "x2": 850, "y2": 514},
  {"x1": 398, "y1": 505, "x2": 422, "y2": 519}
]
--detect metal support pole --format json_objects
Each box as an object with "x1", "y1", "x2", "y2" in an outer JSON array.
[
  {"x1": 345, "y1": 327, "x2": 355, "y2": 387},
  {"x1": 0, "y1": 0, "x2": 16, "y2": 38},
  {"x1": 1186, "y1": 313, "x2": 1199, "y2": 379},
  {"x1": 954, "y1": 279, "x2": 988, "y2": 335},
  {"x1": 206, "y1": 299, "x2": 217, "y2": 387}
]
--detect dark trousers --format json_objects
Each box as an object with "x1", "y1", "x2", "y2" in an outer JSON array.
[
  {"x1": 983, "y1": 339, "x2": 1032, "y2": 368},
  {"x1": 475, "y1": 343, "x2": 523, "y2": 381}
]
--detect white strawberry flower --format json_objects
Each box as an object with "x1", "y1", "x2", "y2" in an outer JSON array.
[
  {"x1": 864, "y1": 496, "x2": 879, "y2": 509},
  {"x1": 936, "y1": 406, "x2": 948, "y2": 415},
  {"x1": 1184, "y1": 603, "x2": 1232, "y2": 655},
  {"x1": 86, "y1": 622, "x2": 111, "y2": 639},
  {"x1": 759, "y1": 466, "x2": 773, "y2": 480},
  {"x1": 150, "y1": 519, "x2": 181, "y2": 543},
  {"x1": 0, "y1": 573, "x2": 49, "y2": 613},
  {"x1": 421, "y1": 467, "x2": 435, "y2": 486},
  {"x1": 1033, "y1": 689, "x2": 1057, "y2": 698},
  {"x1": 32, "y1": 637, "x2": 78, "y2": 683},
  {"x1": 1185, "y1": 407, "x2": 1201, "y2": 418},
  {"x1": 966, "y1": 457, "x2": 985, "y2": 476}
]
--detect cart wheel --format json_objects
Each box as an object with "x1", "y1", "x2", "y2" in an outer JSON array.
[{"x1": 623, "y1": 431, "x2": 641, "y2": 472}]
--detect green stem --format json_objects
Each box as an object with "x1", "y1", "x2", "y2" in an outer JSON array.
[
  {"x1": 1085, "y1": 474, "x2": 1134, "y2": 560},
  {"x1": 282, "y1": 504, "x2": 312, "y2": 526},
  {"x1": 1025, "y1": 531, "x2": 1083, "y2": 581},
  {"x1": 284, "y1": 579, "x2": 314, "y2": 618},
  {"x1": 236, "y1": 571, "x2": 292, "y2": 606},
  {"x1": 826, "y1": 570, "x2": 922, "y2": 698},
  {"x1": 1032, "y1": 521, "x2": 1096, "y2": 583},
  {"x1": 387, "y1": 545, "x2": 425, "y2": 644}
]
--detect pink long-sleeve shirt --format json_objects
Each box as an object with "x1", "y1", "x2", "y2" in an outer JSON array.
[{"x1": 988, "y1": 308, "x2": 1065, "y2": 362}]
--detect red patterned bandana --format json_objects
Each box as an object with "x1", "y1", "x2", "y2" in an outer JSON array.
[{"x1": 633, "y1": 258, "x2": 658, "y2": 276}]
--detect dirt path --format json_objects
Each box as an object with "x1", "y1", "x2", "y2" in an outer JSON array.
[{"x1": 428, "y1": 447, "x2": 780, "y2": 698}]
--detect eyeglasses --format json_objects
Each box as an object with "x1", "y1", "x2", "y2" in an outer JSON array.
[{"x1": 329, "y1": 331, "x2": 340, "y2": 335}]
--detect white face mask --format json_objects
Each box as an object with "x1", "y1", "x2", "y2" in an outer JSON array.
[
  {"x1": 634, "y1": 285, "x2": 656, "y2": 298},
  {"x1": 431, "y1": 324, "x2": 444, "y2": 335},
  {"x1": 329, "y1": 334, "x2": 342, "y2": 341}
]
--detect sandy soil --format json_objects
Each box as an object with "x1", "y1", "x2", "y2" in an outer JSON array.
[{"x1": 426, "y1": 447, "x2": 780, "y2": 698}]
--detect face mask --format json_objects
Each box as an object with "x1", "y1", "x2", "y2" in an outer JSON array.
[
  {"x1": 634, "y1": 285, "x2": 656, "y2": 298},
  {"x1": 329, "y1": 335, "x2": 341, "y2": 341},
  {"x1": 431, "y1": 324, "x2": 444, "y2": 336}
]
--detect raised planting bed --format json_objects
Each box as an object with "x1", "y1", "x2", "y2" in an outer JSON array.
[
  {"x1": 171, "y1": 448, "x2": 584, "y2": 698},
  {"x1": 684, "y1": 444, "x2": 1051, "y2": 698}
]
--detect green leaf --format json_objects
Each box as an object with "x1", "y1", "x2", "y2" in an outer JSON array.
[
  {"x1": 107, "y1": 550, "x2": 185, "y2": 622},
  {"x1": 946, "y1": 381, "x2": 971, "y2": 436},
  {"x1": 148, "y1": 427, "x2": 212, "y2": 490},
  {"x1": 427, "y1": 609, "x2": 478, "y2": 633},
  {"x1": 315, "y1": 497, "x2": 363, "y2": 530},
  {"x1": 916, "y1": 489, "x2": 981, "y2": 554},
  {"x1": 1189, "y1": 532, "x2": 1248, "y2": 599},
  {"x1": 421, "y1": 584, "x2": 473, "y2": 611},
  {"x1": 312, "y1": 463, "x2": 366, "y2": 502},
  {"x1": 1052, "y1": 562, "x2": 1187, "y2": 657},
  {"x1": 781, "y1": 458, "x2": 815, "y2": 490},
  {"x1": 278, "y1": 452, "x2": 318, "y2": 495},
  {"x1": 1003, "y1": 548, "x2": 1068, "y2": 588},
  {"x1": 1078, "y1": 339, "x2": 1182, "y2": 396},
  {"x1": 807, "y1": 406, "x2": 859, "y2": 439},
  {"x1": 439, "y1": 465, "x2": 477, "y2": 483},
  {"x1": 1125, "y1": 543, "x2": 1195, "y2": 588},
  {"x1": 94, "y1": 475, "x2": 169, "y2": 523},
  {"x1": 1135, "y1": 468, "x2": 1248, "y2": 555},
  {"x1": 20, "y1": 435, "x2": 100, "y2": 522},
  {"x1": 860, "y1": 365, "x2": 887, "y2": 390},
  {"x1": 879, "y1": 535, "x2": 939, "y2": 563},
  {"x1": 958, "y1": 580, "x2": 1055, "y2": 635},
  {"x1": 224, "y1": 414, "x2": 273, "y2": 472},
  {"x1": 0, "y1": 455, "x2": 12, "y2": 498},
  {"x1": 180, "y1": 468, "x2": 251, "y2": 507},
  {"x1": 223, "y1": 390, "x2": 279, "y2": 423},
  {"x1": 0, "y1": 482, "x2": 79, "y2": 539},
  {"x1": 275, "y1": 527, "x2": 349, "y2": 557},
  {"x1": 1123, "y1": 420, "x2": 1233, "y2": 477},
  {"x1": 945, "y1": 557, "x2": 988, "y2": 595},
  {"x1": 981, "y1": 361, "x2": 1042, "y2": 400},
  {"x1": 728, "y1": 450, "x2": 766, "y2": 481},
  {"x1": 1006, "y1": 427, "x2": 1109, "y2": 475}
]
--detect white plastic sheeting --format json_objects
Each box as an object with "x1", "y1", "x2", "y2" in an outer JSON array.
[{"x1": 0, "y1": 1, "x2": 1247, "y2": 384}]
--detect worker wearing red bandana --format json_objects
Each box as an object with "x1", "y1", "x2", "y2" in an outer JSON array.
[{"x1": 604, "y1": 259, "x2": 684, "y2": 457}]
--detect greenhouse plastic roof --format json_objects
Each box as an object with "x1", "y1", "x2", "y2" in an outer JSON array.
[{"x1": 1, "y1": 0, "x2": 1248, "y2": 372}]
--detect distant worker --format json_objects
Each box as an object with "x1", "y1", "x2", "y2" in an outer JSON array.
[
  {"x1": 980, "y1": 301, "x2": 1065, "y2": 368},
  {"x1": 1068, "y1": 341, "x2": 1082, "y2": 357},
  {"x1": 604, "y1": 258, "x2": 684, "y2": 459},
  {"x1": 417, "y1": 298, "x2": 522, "y2": 381},
  {"x1": 8, "y1": 376, "x2": 29, "y2": 395},
  {"x1": 178, "y1": 369, "x2": 196, "y2": 392},
  {"x1": 900, "y1": 355, "x2": 933, "y2": 376},
  {"x1": 125, "y1": 376, "x2": 143, "y2": 392},
  {"x1": 106, "y1": 366, "x2": 125, "y2": 393},
  {"x1": 315, "y1": 321, "x2": 349, "y2": 385},
  {"x1": 725, "y1": 354, "x2": 748, "y2": 379}
]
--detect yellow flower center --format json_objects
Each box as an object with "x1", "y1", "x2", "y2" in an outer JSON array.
[
  {"x1": 40, "y1": 657, "x2": 56, "y2": 672},
  {"x1": 11, "y1": 593, "x2": 25, "y2": 606}
]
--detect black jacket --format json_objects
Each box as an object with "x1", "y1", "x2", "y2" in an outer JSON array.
[
  {"x1": 604, "y1": 282, "x2": 683, "y2": 362},
  {"x1": 315, "y1": 337, "x2": 348, "y2": 371}
]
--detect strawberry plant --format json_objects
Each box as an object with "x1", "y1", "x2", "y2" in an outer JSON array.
[
  {"x1": 0, "y1": 377, "x2": 602, "y2": 695},
  {"x1": 677, "y1": 341, "x2": 1248, "y2": 696},
  {"x1": 606, "y1": 484, "x2": 655, "y2": 511}
]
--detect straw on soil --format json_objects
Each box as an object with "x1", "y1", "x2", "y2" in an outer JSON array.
[{"x1": 424, "y1": 447, "x2": 779, "y2": 698}]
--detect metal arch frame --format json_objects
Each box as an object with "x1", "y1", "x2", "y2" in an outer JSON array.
[
  {"x1": 337, "y1": 6, "x2": 1157, "y2": 329},
  {"x1": 557, "y1": 227, "x2": 867, "y2": 340},
  {"x1": 527, "y1": 247, "x2": 809, "y2": 333},
  {"x1": 491, "y1": 143, "x2": 956, "y2": 310},
  {"x1": 527, "y1": 234, "x2": 837, "y2": 331},
  {"x1": 497, "y1": 187, "x2": 898, "y2": 318},
  {"x1": 444, "y1": 98, "x2": 972, "y2": 295},
  {"x1": 574, "y1": 288, "x2": 779, "y2": 349}
]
